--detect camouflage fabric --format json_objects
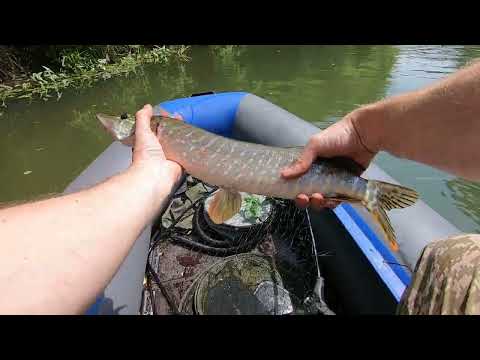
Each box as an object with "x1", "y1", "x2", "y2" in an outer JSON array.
[{"x1": 397, "y1": 234, "x2": 480, "y2": 315}]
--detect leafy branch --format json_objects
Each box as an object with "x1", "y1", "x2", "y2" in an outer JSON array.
[{"x1": 0, "y1": 45, "x2": 189, "y2": 107}]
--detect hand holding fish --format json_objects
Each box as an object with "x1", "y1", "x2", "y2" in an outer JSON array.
[
  {"x1": 281, "y1": 108, "x2": 378, "y2": 210},
  {"x1": 97, "y1": 107, "x2": 418, "y2": 252},
  {"x1": 131, "y1": 104, "x2": 182, "y2": 186}
]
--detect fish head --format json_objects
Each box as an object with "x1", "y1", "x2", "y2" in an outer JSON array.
[{"x1": 96, "y1": 113, "x2": 136, "y2": 146}]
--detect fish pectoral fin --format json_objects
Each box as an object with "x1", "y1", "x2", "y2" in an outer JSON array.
[{"x1": 207, "y1": 188, "x2": 242, "y2": 224}]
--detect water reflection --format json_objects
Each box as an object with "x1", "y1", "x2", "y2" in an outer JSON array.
[
  {"x1": 446, "y1": 179, "x2": 480, "y2": 233},
  {"x1": 0, "y1": 60, "x2": 194, "y2": 202},
  {"x1": 201, "y1": 45, "x2": 400, "y2": 122}
]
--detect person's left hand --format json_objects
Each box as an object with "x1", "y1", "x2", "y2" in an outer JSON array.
[{"x1": 131, "y1": 104, "x2": 183, "y2": 185}]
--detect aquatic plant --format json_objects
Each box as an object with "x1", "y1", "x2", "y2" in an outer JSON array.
[
  {"x1": 243, "y1": 195, "x2": 264, "y2": 220},
  {"x1": 0, "y1": 45, "x2": 189, "y2": 107}
]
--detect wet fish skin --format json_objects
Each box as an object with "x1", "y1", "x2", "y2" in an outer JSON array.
[
  {"x1": 166, "y1": 117, "x2": 364, "y2": 200},
  {"x1": 97, "y1": 113, "x2": 368, "y2": 200},
  {"x1": 96, "y1": 113, "x2": 419, "y2": 251}
]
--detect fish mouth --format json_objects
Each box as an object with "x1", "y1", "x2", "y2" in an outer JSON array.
[
  {"x1": 96, "y1": 113, "x2": 118, "y2": 130},
  {"x1": 96, "y1": 113, "x2": 135, "y2": 145}
]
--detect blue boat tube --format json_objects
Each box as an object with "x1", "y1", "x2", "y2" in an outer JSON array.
[{"x1": 68, "y1": 91, "x2": 461, "y2": 314}]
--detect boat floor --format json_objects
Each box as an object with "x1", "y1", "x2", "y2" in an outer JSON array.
[
  {"x1": 140, "y1": 176, "x2": 334, "y2": 315},
  {"x1": 144, "y1": 235, "x2": 288, "y2": 314}
]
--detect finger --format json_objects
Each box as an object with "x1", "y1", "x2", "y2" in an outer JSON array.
[
  {"x1": 281, "y1": 146, "x2": 316, "y2": 179},
  {"x1": 313, "y1": 193, "x2": 341, "y2": 209},
  {"x1": 135, "y1": 104, "x2": 153, "y2": 132},
  {"x1": 310, "y1": 193, "x2": 328, "y2": 211},
  {"x1": 158, "y1": 108, "x2": 170, "y2": 117},
  {"x1": 295, "y1": 194, "x2": 310, "y2": 209},
  {"x1": 173, "y1": 112, "x2": 184, "y2": 121},
  {"x1": 135, "y1": 104, "x2": 154, "y2": 149},
  {"x1": 157, "y1": 107, "x2": 184, "y2": 121}
]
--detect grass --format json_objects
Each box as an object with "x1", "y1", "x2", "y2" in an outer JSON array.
[{"x1": 0, "y1": 45, "x2": 189, "y2": 107}]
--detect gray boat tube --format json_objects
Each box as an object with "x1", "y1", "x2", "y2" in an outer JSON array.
[
  {"x1": 233, "y1": 94, "x2": 461, "y2": 313},
  {"x1": 234, "y1": 95, "x2": 461, "y2": 268},
  {"x1": 67, "y1": 92, "x2": 461, "y2": 314},
  {"x1": 63, "y1": 142, "x2": 154, "y2": 315}
]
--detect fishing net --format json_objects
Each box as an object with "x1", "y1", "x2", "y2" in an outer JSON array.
[{"x1": 141, "y1": 175, "x2": 335, "y2": 315}]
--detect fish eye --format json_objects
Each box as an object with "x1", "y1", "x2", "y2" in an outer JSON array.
[{"x1": 120, "y1": 113, "x2": 128, "y2": 120}]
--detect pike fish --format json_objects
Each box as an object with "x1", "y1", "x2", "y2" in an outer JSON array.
[{"x1": 96, "y1": 113, "x2": 419, "y2": 251}]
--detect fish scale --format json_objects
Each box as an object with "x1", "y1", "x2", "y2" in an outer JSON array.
[{"x1": 168, "y1": 120, "x2": 347, "y2": 198}]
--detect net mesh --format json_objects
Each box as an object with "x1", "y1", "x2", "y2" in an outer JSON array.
[{"x1": 141, "y1": 175, "x2": 335, "y2": 315}]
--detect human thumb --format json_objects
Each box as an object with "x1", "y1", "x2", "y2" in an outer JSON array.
[
  {"x1": 134, "y1": 104, "x2": 154, "y2": 149},
  {"x1": 281, "y1": 142, "x2": 317, "y2": 179}
]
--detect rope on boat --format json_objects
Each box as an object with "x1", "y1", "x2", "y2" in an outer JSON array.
[{"x1": 305, "y1": 209, "x2": 336, "y2": 315}]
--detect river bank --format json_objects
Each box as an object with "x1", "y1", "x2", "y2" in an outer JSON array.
[{"x1": 0, "y1": 45, "x2": 189, "y2": 107}]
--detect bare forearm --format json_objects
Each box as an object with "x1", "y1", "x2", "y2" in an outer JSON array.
[
  {"x1": 0, "y1": 166, "x2": 178, "y2": 314},
  {"x1": 356, "y1": 61, "x2": 480, "y2": 180}
]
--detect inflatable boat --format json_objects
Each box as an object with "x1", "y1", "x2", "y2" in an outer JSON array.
[{"x1": 63, "y1": 92, "x2": 461, "y2": 315}]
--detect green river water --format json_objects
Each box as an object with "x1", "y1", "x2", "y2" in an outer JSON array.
[{"x1": 1, "y1": 45, "x2": 479, "y2": 233}]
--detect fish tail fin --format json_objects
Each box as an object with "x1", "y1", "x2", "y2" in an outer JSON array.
[
  {"x1": 206, "y1": 188, "x2": 242, "y2": 224},
  {"x1": 362, "y1": 180, "x2": 419, "y2": 252}
]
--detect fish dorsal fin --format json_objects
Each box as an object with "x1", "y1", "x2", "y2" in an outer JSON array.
[{"x1": 206, "y1": 188, "x2": 242, "y2": 224}]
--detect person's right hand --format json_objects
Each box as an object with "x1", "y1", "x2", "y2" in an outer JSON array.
[{"x1": 281, "y1": 108, "x2": 378, "y2": 210}]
